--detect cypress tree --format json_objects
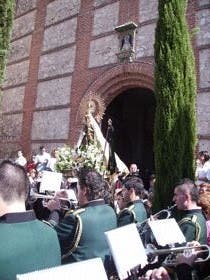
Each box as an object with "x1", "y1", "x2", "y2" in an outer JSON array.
[
  {"x1": 0, "y1": 0, "x2": 15, "y2": 84},
  {"x1": 153, "y1": 0, "x2": 197, "y2": 210}
]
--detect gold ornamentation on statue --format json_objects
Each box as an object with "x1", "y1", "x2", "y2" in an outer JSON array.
[{"x1": 78, "y1": 91, "x2": 105, "y2": 123}]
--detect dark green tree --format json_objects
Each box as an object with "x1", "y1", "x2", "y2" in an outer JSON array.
[
  {"x1": 153, "y1": 0, "x2": 197, "y2": 210},
  {"x1": 0, "y1": 0, "x2": 15, "y2": 84}
]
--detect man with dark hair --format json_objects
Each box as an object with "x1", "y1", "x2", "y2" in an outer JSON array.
[
  {"x1": 173, "y1": 178, "x2": 207, "y2": 244},
  {"x1": 47, "y1": 167, "x2": 117, "y2": 271},
  {"x1": 117, "y1": 176, "x2": 147, "y2": 227},
  {"x1": 125, "y1": 163, "x2": 141, "y2": 180},
  {"x1": 0, "y1": 160, "x2": 61, "y2": 279},
  {"x1": 34, "y1": 145, "x2": 51, "y2": 172}
]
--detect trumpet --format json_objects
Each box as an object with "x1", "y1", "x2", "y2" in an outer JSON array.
[
  {"x1": 136, "y1": 204, "x2": 176, "y2": 236},
  {"x1": 146, "y1": 243, "x2": 210, "y2": 266},
  {"x1": 31, "y1": 193, "x2": 72, "y2": 202},
  {"x1": 30, "y1": 192, "x2": 77, "y2": 210}
]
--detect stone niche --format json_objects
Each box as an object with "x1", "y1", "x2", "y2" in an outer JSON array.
[{"x1": 115, "y1": 21, "x2": 138, "y2": 63}]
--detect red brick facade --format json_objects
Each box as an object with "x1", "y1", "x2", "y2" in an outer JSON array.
[{"x1": 1, "y1": 0, "x2": 210, "y2": 159}]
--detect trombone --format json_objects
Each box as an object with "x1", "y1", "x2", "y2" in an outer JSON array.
[{"x1": 146, "y1": 244, "x2": 210, "y2": 266}]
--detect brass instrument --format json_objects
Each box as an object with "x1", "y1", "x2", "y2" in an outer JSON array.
[
  {"x1": 136, "y1": 204, "x2": 176, "y2": 236},
  {"x1": 146, "y1": 244, "x2": 210, "y2": 266},
  {"x1": 30, "y1": 192, "x2": 77, "y2": 210},
  {"x1": 31, "y1": 193, "x2": 72, "y2": 202}
]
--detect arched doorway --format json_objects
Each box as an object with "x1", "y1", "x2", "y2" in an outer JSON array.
[{"x1": 102, "y1": 87, "x2": 155, "y2": 176}]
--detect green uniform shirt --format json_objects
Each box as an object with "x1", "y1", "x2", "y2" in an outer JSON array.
[
  {"x1": 177, "y1": 209, "x2": 207, "y2": 244},
  {"x1": 117, "y1": 199, "x2": 147, "y2": 227},
  {"x1": 54, "y1": 199, "x2": 117, "y2": 266},
  {"x1": 0, "y1": 211, "x2": 61, "y2": 280}
]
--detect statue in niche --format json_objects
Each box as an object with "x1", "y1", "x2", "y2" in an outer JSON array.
[{"x1": 120, "y1": 33, "x2": 133, "y2": 51}]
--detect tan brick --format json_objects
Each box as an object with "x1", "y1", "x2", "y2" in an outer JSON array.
[
  {"x1": 89, "y1": 34, "x2": 118, "y2": 67},
  {"x1": 31, "y1": 109, "x2": 70, "y2": 140},
  {"x1": 3, "y1": 60, "x2": 29, "y2": 87},
  {"x1": 136, "y1": 24, "x2": 156, "y2": 58},
  {"x1": 199, "y1": 49, "x2": 210, "y2": 88},
  {"x1": 38, "y1": 47, "x2": 76, "y2": 79},
  {"x1": 197, "y1": 9, "x2": 210, "y2": 46},
  {"x1": 42, "y1": 18, "x2": 77, "y2": 51},
  {"x1": 198, "y1": 0, "x2": 210, "y2": 7},
  {"x1": 1, "y1": 113, "x2": 23, "y2": 139},
  {"x1": 92, "y1": 2, "x2": 119, "y2": 36},
  {"x1": 36, "y1": 77, "x2": 72, "y2": 108},
  {"x1": 197, "y1": 92, "x2": 210, "y2": 134},
  {"x1": 1, "y1": 86, "x2": 25, "y2": 113},
  {"x1": 45, "y1": 0, "x2": 81, "y2": 26},
  {"x1": 11, "y1": 11, "x2": 36, "y2": 40},
  {"x1": 8, "y1": 35, "x2": 32, "y2": 63},
  {"x1": 94, "y1": 0, "x2": 116, "y2": 7},
  {"x1": 139, "y1": 0, "x2": 158, "y2": 23},
  {"x1": 16, "y1": 0, "x2": 37, "y2": 17}
]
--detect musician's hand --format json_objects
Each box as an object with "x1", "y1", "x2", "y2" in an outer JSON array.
[
  {"x1": 45, "y1": 199, "x2": 61, "y2": 211},
  {"x1": 176, "y1": 251, "x2": 197, "y2": 266},
  {"x1": 55, "y1": 190, "x2": 68, "y2": 199},
  {"x1": 142, "y1": 267, "x2": 171, "y2": 280},
  {"x1": 186, "y1": 241, "x2": 200, "y2": 247}
]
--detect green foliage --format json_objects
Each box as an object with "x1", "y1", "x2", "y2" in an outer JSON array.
[
  {"x1": 0, "y1": 0, "x2": 15, "y2": 84},
  {"x1": 153, "y1": 0, "x2": 197, "y2": 210}
]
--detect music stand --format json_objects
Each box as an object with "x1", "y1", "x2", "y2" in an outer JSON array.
[
  {"x1": 105, "y1": 223, "x2": 148, "y2": 280},
  {"x1": 16, "y1": 258, "x2": 108, "y2": 280}
]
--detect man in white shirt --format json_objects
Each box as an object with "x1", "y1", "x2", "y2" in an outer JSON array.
[{"x1": 34, "y1": 146, "x2": 51, "y2": 172}]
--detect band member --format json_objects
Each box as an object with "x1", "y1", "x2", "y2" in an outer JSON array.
[
  {"x1": 0, "y1": 160, "x2": 61, "y2": 280},
  {"x1": 46, "y1": 167, "x2": 117, "y2": 274},
  {"x1": 117, "y1": 177, "x2": 147, "y2": 227},
  {"x1": 173, "y1": 178, "x2": 207, "y2": 244}
]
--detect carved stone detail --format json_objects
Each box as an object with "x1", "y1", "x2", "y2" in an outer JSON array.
[{"x1": 115, "y1": 21, "x2": 138, "y2": 63}]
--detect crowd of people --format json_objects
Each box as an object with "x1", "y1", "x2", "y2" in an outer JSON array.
[{"x1": 0, "y1": 146, "x2": 210, "y2": 280}]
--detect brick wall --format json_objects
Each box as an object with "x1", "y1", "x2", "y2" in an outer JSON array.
[{"x1": 0, "y1": 0, "x2": 209, "y2": 158}]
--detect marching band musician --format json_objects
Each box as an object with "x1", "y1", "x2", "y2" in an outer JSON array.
[
  {"x1": 117, "y1": 176, "x2": 148, "y2": 227},
  {"x1": 172, "y1": 178, "x2": 207, "y2": 244},
  {"x1": 151, "y1": 178, "x2": 208, "y2": 280},
  {"x1": 46, "y1": 167, "x2": 117, "y2": 275},
  {"x1": 141, "y1": 251, "x2": 197, "y2": 280},
  {"x1": 0, "y1": 160, "x2": 61, "y2": 280},
  {"x1": 140, "y1": 240, "x2": 210, "y2": 280}
]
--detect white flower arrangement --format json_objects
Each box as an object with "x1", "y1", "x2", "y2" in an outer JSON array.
[
  {"x1": 55, "y1": 142, "x2": 106, "y2": 175},
  {"x1": 55, "y1": 146, "x2": 77, "y2": 172}
]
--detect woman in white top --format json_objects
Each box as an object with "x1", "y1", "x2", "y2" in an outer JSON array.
[
  {"x1": 15, "y1": 150, "x2": 27, "y2": 167},
  {"x1": 196, "y1": 151, "x2": 210, "y2": 182}
]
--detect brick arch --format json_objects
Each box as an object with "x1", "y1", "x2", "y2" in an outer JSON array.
[
  {"x1": 87, "y1": 62, "x2": 154, "y2": 105},
  {"x1": 72, "y1": 62, "x2": 154, "y2": 144}
]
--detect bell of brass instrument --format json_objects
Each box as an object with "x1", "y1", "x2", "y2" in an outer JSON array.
[
  {"x1": 146, "y1": 244, "x2": 210, "y2": 266},
  {"x1": 136, "y1": 204, "x2": 176, "y2": 236}
]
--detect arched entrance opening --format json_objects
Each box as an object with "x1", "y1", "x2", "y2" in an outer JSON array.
[{"x1": 102, "y1": 87, "x2": 155, "y2": 178}]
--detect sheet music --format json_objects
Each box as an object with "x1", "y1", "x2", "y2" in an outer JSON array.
[
  {"x1": 105, "y1": 223, "x2": 148, "y2": 280},
  {"x1": 148, "y1": 218, "x2": 186, "y2": 246},
  {"x1": 66, "y1": 189, "x2": 78, "y2": 203},
  {"x1": 39, "y1": 171, "x2": 62, "y2": 193},
  {"x1": 16, "y1": 258, "x2": 108, "y2": 280}
]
